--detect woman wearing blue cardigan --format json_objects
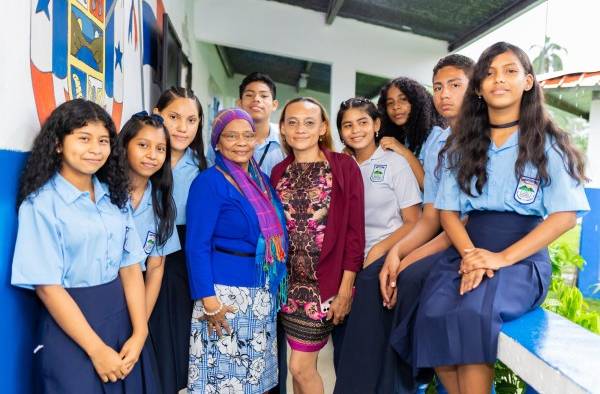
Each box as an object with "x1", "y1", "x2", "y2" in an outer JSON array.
[{"x1": 185, "y1": 108, "x2": 288, "y2": 394}]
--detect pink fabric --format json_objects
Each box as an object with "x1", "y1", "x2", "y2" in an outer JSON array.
[{"x1": 287, "y1": 336, "x2": 329, "y2": 353}]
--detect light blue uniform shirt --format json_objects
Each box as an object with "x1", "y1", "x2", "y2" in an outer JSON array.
[
  {"x1": 11, "y1": 173, "x2": 146, "y2": 290},
  {"x1": 205, "y1": 123, "x2": 285, "y2": 176},
  {"x1": 419, "y1": 126, "x2": 451, "y2": 204},
  {"x1": 173, "y1": 148, "x2": 200, "y2": 225},
  {"x1": 130, "y1": 182, "x2": 181, "y2": 270},
  {"x1": 435, "y1": 131, "x2": 590, "y2": 217}
]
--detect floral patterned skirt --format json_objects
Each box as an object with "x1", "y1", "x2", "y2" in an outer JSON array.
[{"x1": 188, "y1": 285, "x2": 278, "y2": 394}]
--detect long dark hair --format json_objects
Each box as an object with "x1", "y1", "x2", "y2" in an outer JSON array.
[
  {"x1": 155, "y1": 86, "x2": 207, "y2": 170},
  {"x1": 18, "y1": 99, "x2": 129, "y2": 208},
  {"x1": 439, "y1": 42, "x2": 586, "y2": 196},
  {"x1": 118, "y1": 113, "x2": 176, "y2": 247},
  {"x1": 377, "y1": 77, "x2": 446, "y2": 156}
]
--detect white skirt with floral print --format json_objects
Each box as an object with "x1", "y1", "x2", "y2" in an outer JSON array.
[{"x1": 188, "y1": 284, "x2": 278, "y2": 394}]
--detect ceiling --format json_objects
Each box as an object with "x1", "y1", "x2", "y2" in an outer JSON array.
[
  {"x1": 266, "y1": 0, "x2": 542, "y2": 51},
  {"x1": 215, "y1": 0, "x2": 543, "y2": 98},
  {"x1": 217, "y1": 45, "x2": 388, "y2": 98}
]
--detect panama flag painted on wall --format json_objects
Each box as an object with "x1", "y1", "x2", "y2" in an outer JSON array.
[{"x1": 30, "y1": 0, "x2": 133, "y2": 128}]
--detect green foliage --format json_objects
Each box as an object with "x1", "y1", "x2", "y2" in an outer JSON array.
[
  {"x1": 542, "y1": 231, "x2": 600, "y2": 334},
  {"x1": 494, "y1": 361, "x2": 525, "y2": 394},
  {"x1": 530, "y1": 36, "x2": 567, "y2": 74},
  {"x1": 544, "y1": 280, "x2": 600, "y2": 334},
  {"x1": 548, "y1": 240, "x2": 585, "y2": 279}
]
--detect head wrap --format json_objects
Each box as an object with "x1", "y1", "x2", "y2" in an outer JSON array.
[{"x1": 211, "y1": 108, "x2": 255, "y2": 149}]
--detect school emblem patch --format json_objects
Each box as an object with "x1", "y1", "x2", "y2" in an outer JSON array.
[
  {"x1": 143, "y1": 231, "x2": 156, "y2": 254},
  {"x1": 370, "y1": 164, "x2": 387, "y2": 182},
  {"x1": 29, "y1": 0, "x2": 141, "y2": 127},
  {"x1": 514, "y1": 176, "x2": 540, "y2": 204}
]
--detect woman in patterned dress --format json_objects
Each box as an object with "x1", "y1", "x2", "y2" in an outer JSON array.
[
  {"x1": 185, "y1": 108, "x2": 288, "y2": 394},
  {"x1": 271, "y1": 97, "x2": 365, "y2": 394}
]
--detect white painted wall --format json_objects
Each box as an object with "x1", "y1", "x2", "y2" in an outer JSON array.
[
  {"x1": 229, "y1": 73, "x2": 332, "y2": 122},
  {"x1": 587, "y1": 92, "x2": 600, "y2": 187},
  {"x1": 193, "y1": 0, "x2": 446, "y2": 84},
  {"x1": 193, "y1": 0, "x2": 447, "y2": 147},
  {"x1": 1, "y1": 1, "x2": 39, "y2": 152}
]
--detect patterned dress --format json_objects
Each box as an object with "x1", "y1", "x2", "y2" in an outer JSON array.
[
  {"x1": 276, "y1": 161, "x2": 333, "y2": 352},
  {"x1": 188, "y1": 285, "x2": 278, "y2": 394}
]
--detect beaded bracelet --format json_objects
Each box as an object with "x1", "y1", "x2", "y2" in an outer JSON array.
[{"x1": 203, "y1": 301, "x2": 224, "y2": 316}]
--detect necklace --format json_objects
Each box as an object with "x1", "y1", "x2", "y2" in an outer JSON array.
[{"x1": 489, "y1": 120, "x2": 519, "y2": 129}]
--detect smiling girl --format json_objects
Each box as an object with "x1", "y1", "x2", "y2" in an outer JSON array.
[
  {"x1": 150, "y1": 87, "x2": 207, "y2": 393},
  {"x1": 117, "y1": 112, "x2": 180, "y2": 319},
  {"x1": 410, "y1": 42, "x2": 589, "y2": 394},
  {"x1": 12, "y1": 99, "x2": 155, "y2": 392}
]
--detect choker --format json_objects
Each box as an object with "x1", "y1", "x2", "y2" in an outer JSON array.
[{"x1": 489, "y1": 120, "x2": 519, "y2": 129}]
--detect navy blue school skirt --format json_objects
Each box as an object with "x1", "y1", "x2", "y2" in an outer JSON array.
[
  {"x1": 33, "y1": 277, "x2": 159, "y2": 394},
  {"x1": 411, "y1": 211, "x2": 551, "y2": 368},
  {"x1": 335, "y1": 256, "x2": 426, "y2": 394},
  {"x1": 149, "y1": 224, "x2": 192, "y2": 393}
]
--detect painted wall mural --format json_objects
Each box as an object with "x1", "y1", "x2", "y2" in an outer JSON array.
[
  {"x1": 0, "y1": 1, "x2": 166, "y2": 392},
  {"x1": 29, "y1": 0, "x2": 163, "y2": 128}
]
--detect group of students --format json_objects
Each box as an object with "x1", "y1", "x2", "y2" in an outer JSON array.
[{"x1": 11, "y1": 40, "x2": 590, "y2": 394}]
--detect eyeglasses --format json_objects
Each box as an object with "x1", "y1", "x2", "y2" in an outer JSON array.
[
  {"x1": 283, "y1": 119, "x2": 320, "y2": 130},
  {"x1": 132, "y1": 110, "x2": 165, "y2": 125},
  {"x1": 221, "y1": 131, "x2": 256, "y2": 142}
]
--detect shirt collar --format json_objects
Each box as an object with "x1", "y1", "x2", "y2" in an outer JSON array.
[
  {"x1": 356, "y1": 146, "x2": 385, "y2": 167},
  {"x1": 131, "y1": 182, "x2": 153, "y2": 215},
  {"x1": 53, "y1": 173, "x2": 108, "y2": 204},
  {"x1": 490, "y1": 129, "x2": 519, "y2": 152},
  {"x1": 370, "y1": 145, "x2": 386, "y2": 161},
  {"x1": 175, "y1": 147, "x2": 198, "y2": 170},
  {"x1": 439, "y1": 126, "x2": 451, "y2": 143},
  {"x1": 257, "y1": 123, "x2": 281, "y2": 149}
]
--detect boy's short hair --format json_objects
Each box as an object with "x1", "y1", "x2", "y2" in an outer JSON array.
[
  {"x1": 239, "y1": 72, "x2": 277, "y2": 99},
  {"x1": 432, "y1": 54, "x2": 475, "y2": 79}
]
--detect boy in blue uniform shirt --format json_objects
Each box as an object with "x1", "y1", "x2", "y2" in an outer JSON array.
[{"x1": 207, "y1": 72, "x2": 285, "y2": 176}]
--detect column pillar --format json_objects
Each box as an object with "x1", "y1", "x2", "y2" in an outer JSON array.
[
  {"x1": 586, "y1": 90, "x2": 600, "y2": 186},
  {"x1": 329, "y1": 62, "x2": 356, "y2": 150}
]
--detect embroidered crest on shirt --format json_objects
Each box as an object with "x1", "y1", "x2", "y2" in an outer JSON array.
[
  {"x1": 514, "y1": 176, "x2": 540, "y2": 204},
  {"x1": 143, "y1": 231, "x2": 157, "y2": 255},
  {"x1": 370, "y1": 164, "x2": 387, "y2": 182}
]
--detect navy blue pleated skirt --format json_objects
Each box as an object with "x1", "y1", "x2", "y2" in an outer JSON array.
[
  {"x1": 335, "y1": 256, "x2": 430, "y2": 394},
  {"x1": 33, "y1": 278, "x2": 159, "y2": 394},
  {"x1": 410, "y1": 211, "x2": 551, "y2": 369},
  {"x1": 148, "y1": 224, "x2": 192, "y2": 394}
]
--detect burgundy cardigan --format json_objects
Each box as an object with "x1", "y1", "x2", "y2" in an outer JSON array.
[{"x1": 270, "y1": 148, "x2": 365, "y2": 301}]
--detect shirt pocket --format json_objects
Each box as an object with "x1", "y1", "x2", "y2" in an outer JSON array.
[{"x1": 98, "y1": 207, "x2": 129, "y2": 268}]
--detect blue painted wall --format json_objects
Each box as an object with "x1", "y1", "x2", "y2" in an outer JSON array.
[
  {"x1": 0, "y1": 150, "x2": 37, "y2": 393},
  {"x1": 579, "y1": 188, "x2": 600, "y2": 299}
]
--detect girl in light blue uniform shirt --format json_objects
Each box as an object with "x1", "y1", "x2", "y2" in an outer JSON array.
[
  {"x1": 11, "y1": 99, "x2": 157, "y2": 393},
  {"x1": 150, "y1": 87, "x2": 207, "y2": 393},
  {"x1": 117, "y1": 112, "x2": 181, "y2": 319},
  {"x1": 407, "y1": 42, "x2": 590, "y2": 394}
]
